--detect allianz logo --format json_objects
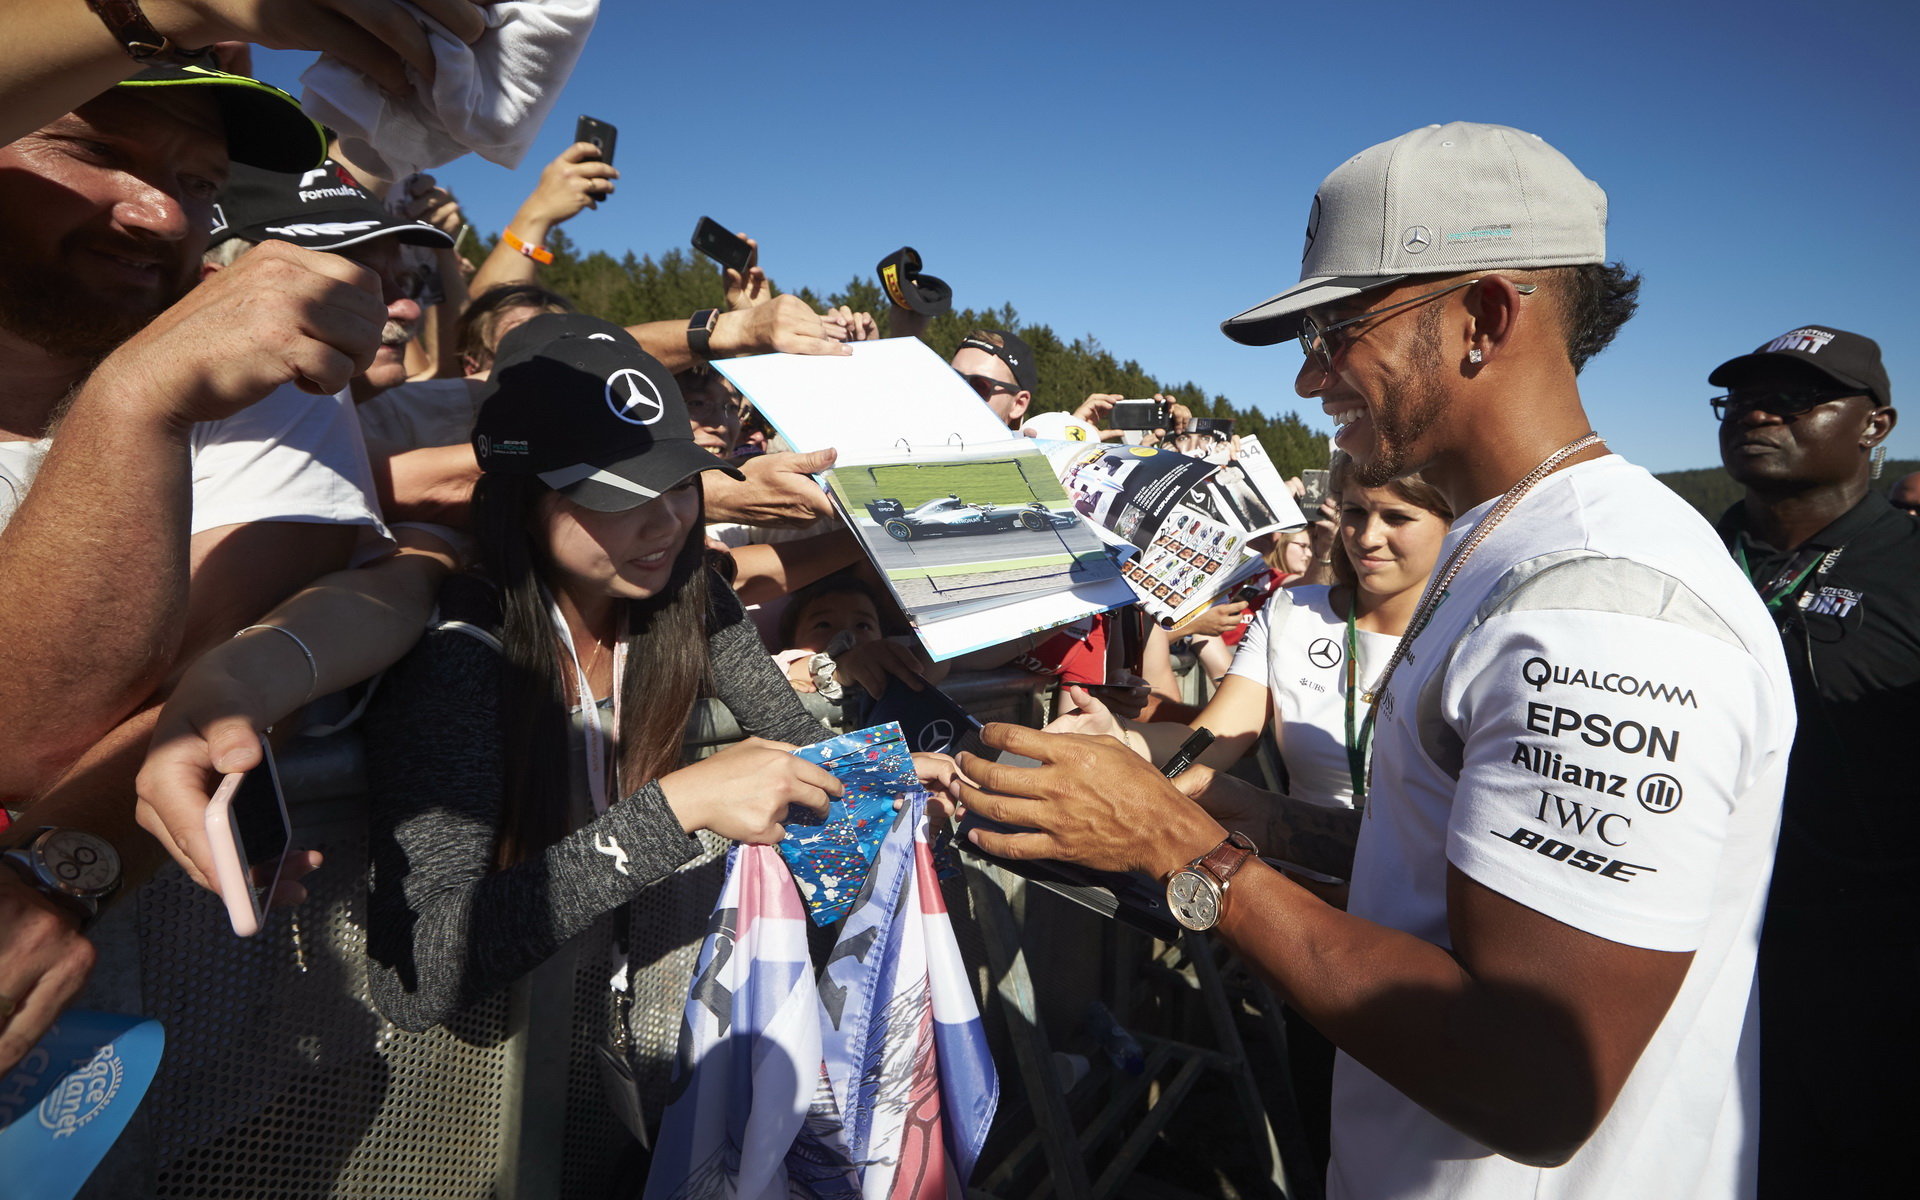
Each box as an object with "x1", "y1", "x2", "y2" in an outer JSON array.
[{"x1": 1520, "y1": 656, "x2": 1697, "y2": 709}]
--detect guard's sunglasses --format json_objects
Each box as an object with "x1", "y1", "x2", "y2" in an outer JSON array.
[{"x1": 1710, "y1": 389, "x2": 1859, "y2": 422}]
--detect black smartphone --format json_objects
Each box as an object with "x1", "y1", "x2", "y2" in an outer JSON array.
[
  {"x1": 574, "y1": 115, "x2": 617, "y2": 166},
  {"x1": 1110, "y1": 399, "x2": 1171, "y2": 430},
  {"x1": 691, "y1": 217, "x2": 754, "y2": 273}
]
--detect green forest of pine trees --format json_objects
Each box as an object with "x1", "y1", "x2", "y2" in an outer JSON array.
[{"x1": 496, "y1": 231, "x2": 1914, "y2": 519}]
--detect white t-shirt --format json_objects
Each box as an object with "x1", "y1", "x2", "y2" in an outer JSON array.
[
  {"x1": 0, "y1": 383, "x2": 388, "y2": 542},
  {"x1": 356, "y1": 377, "x2": 481, "y2": 452},
  {"x1": 1329, "y1": 456, "x2": 1792, "y2": 1200},
  {"x1": 1228, "y1": 585, "x2": 1397, "y2": 809}
]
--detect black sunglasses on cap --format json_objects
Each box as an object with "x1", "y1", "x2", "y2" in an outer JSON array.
[{"x1": 958, "y1": 371, "x2": 1022, "y2": 400}]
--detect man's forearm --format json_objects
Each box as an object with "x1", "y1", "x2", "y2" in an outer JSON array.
[
  {"x1": 0, "y1": 390, "x2": 193, "y2": 793},
  {"x1": 1191, "y1": 768, "x2": 1361, "y2": 880},
  {"x1": 0, "y1": 0, "x2": 137, "y2": 146}
]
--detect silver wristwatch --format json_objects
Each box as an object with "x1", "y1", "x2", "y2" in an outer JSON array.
[{"x1": 3, "y1": 827, "x2": 122, "y2": 927}]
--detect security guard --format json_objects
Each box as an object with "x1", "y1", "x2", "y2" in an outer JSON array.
[{"x1": 1711, "y1": 324, "x2": 1919, "y2": 1197}]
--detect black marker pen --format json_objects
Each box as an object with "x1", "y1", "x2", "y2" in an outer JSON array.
[{"x1": 1160, "y1": 727, "x2": 1215, "y2": 780}]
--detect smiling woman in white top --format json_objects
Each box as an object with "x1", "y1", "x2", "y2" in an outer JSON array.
[{"x1": 1049, "y1": 452, "x2": 1454, "y2": 816}]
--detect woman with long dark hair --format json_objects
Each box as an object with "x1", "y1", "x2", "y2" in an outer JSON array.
[{"x1": 362, "y1": 314, "x2": 849, "y2": 1034}]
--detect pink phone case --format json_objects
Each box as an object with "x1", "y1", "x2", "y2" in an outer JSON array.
[{"x1": 204, "y1": 769, "x2": 277, "y2": 937}]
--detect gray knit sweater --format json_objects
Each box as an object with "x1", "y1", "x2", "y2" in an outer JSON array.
[{"x1": 363, "y1": 572, "x2": 827, "y2": 1032}]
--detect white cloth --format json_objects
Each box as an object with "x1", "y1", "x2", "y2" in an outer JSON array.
[
  {"x1": 357, "y1": 377, "x2": 481, "y2": 452},
  {"x1": 1328, "y1": 456, "x2": 1793, "y2": 1200},
  {"x1": 1227, "y1": 584, "x2": 1396, "y2": 809},
  {"x1": 0, "y1": 384, "x2": 387, "y2": 543},
  {"x1": 300, "y1": 1, "x2": 601, "y2": 181},
  {"x1": 188, "y1": 384, "x2": 390, "y2": 542}
]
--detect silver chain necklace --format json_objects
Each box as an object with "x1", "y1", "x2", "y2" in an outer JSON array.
[{"x1": 1361, "y1": 432, "x2": 1604, "y2": 706}]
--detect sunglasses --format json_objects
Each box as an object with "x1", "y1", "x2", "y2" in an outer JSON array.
[
  {"x1": 958, "y1": 372, "x2": 1022, "y2": 400},
  {"x1": 1709, "y1": 389, "x2": 1860, "y2": 421},
  {"x1": 1298, "y1": 277, "x2": 1536, "y2": 374}
]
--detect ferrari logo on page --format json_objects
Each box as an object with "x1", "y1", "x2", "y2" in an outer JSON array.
[{"x1": 606, "y1": 368, "x2": 665, "y2": 425}]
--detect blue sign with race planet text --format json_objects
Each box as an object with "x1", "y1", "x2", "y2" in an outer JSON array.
[{"x1": 0, "y1": 1010, "x2": 165, "y2": 1200}]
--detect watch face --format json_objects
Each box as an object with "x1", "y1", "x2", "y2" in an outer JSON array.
[
  {"x1": 1167, "y1": 869, "x2": 1221, "y2": 931},
  {"x1": 39, "y1": 829, "x2": 121, "y2": 897}
]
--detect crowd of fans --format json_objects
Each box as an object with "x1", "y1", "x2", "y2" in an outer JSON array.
[{"x1": 1, "y1": 9, "x2": 1914, "y2": 1200}]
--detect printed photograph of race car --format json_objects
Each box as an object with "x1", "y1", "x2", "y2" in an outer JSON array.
[{"x1": 864, "y1": 495, "x2": 1078, "y2": 541}]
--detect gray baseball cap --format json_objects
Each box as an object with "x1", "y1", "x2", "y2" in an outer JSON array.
[{"x1": 1221, "y1": 122, "x2": 1609, "y2": 346}]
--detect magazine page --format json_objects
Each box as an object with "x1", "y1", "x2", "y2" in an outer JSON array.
[
  {"x1": 1119, "y1": 503, "x2": 1267, "y2": 626},
  {"x1": 822, "y1": 440, "x2": 1133, "y2": 660},
  {"x1": 1174, "y1": 432, "x2": 1307, "y2": 538},
  {"x1": 712, "y1": 339, "x2": 1009, "y2": 458},
  {"x1": 1032, "y1": 440, "x2": 1220, "y2": 551}
]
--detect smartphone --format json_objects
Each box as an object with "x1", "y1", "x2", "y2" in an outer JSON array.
[
  {"x1": 204, "y1": 734, "x2": 293, "y2": 937},
  {"x1": 1189, "y1": 417, "x2": 1234, "y2": 437},
  {"x1": 574, "y1": 115, "x2": 617, "y2": 166},
  {"x1": 1300, "y1": 468, "x2": 1332, "y2": 512},
  {"x1": 691, "y1": 217, "x2": 754, "y2": 273},
  {"x1": 1110, "y1": 399, "x2": 1171, "y2": 430}
]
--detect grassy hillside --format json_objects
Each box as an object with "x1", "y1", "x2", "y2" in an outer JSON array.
[{"x1": 1656, "y1": 459, "x2": 1920, "y2": 520}]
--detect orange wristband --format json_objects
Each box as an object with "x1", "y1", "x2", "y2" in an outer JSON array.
[{"x1": 503, "y1": 228, "x2": 552, "y2": 265}]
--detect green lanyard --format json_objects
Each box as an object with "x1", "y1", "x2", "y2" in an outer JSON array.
[
  {"x1": 1734, "y1": 542, "x2": 1822, "y2": 612},
  {"x1": 1343, "y1": 593, "x2": 1372, "y2": 805}
]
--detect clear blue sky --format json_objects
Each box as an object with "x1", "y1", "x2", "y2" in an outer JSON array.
[{"x1": 260, "y1": 0, "x2": 1920, "y2": 475}]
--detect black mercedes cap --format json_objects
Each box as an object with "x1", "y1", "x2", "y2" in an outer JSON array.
[
  {"x1": 1709, "y1": 325, "x2": 1891, "y2": 408},
  {"x1": 957, "y1": 328, "x2": 1038, "y2": 392},
  {"x1": 115, "y1": 64, "x2": 326, "y2": 174},
  {"x1": 473, "y1": 314, "x2": 745, "y2": 512},
  {"x1": 877, "y1": 246, "x2": 953, "y2": 317},
  {"x1": 209, "y1": 158, "x2": 454, "y2": 251}
]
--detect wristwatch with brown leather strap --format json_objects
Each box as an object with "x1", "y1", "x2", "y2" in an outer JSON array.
[{"x1": 1165, "y1": 830, "x2": 1257, "y2": 931}]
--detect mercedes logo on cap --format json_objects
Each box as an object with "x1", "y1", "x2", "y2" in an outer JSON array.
[
  {"x1": 1302, "y1": 195, "x2": 1323, "y2": 261},
  {"x1": 606, "y1": 368, "x2": 666, "y2": 426},
  {"x1": 1403, "y1": 225, "x2": 1432, "y2": 254},
  {"x1": 1307, "y1": 638, "x2": 1342, "y2": 669}
]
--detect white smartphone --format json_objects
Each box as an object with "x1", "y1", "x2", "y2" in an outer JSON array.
[{"x1": 204, "y1": 734, "x2": 293, "y2": 937}]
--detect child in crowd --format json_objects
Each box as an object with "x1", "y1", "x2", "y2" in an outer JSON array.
[{"x1": 773, "y1": 572, "x2": 950, "y2": 699}]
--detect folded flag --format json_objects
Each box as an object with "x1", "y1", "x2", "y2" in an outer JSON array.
[{"x1": 781, "y1": 724, "x2": 922, "y2": 925}]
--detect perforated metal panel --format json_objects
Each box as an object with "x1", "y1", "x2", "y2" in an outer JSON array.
[{"x1": 138, "y1": 829, "x2": 513, "y2": 1199}]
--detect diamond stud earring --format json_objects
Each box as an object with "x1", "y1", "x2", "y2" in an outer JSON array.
[{"x1": 1468, "y1": 348, "x2": 1483, "y2": 365}]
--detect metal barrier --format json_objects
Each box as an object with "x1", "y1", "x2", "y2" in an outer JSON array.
[{"x1": 72, "y1": 669, "x2": 1057, "y2": 1200}]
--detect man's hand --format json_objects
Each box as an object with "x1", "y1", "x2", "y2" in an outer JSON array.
[
  {"x1": 819, "y1": 306, "x2": 879, "y2": 343},
  {"x1": 708, "y1": 295, "x2": 852, "y2": 359},
  {"x1": 1074, "y1": 393, "x2": 1121, "y2": 426},
  {"x1": 0, "y1": 870, "x2": 95, "y2": 1076},
  {"x1": 514, "y1": 142, "x2": 618, "y2": 231},
  {"x1": 156, "y1": 1, "x2": 492, "y2": 96},
  {"x1": 96, "y1": 240, "x2": 387, "y2": 427},
  {"x1": 721, "y1": 235, "x2": 771, "y2": 311},
  {"x1": 957, "y1": 724, "x2": 1224, "y2": 879},
  {"x1": 704, "y1": 449, "x2": 837, "y2": 526},
  {"x1": 399, "y1": 173, "x2": 464, "y2": 237}
]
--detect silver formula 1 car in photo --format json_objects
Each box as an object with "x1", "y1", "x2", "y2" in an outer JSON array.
[{"x1": 864, "y1": 495, "x2": 1076, "y2": 541}]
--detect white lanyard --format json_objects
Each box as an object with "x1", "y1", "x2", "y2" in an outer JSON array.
[{"x1": 544, "y1": 587, "x2": 627, "y2": 816}]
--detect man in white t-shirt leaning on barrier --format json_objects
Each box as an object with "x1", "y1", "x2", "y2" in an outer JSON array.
[{"x1": 957, "y1": 122, "x2": 1793, "y2": 1198}]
